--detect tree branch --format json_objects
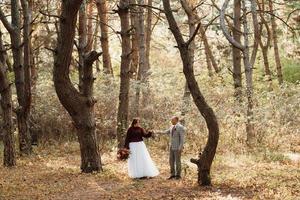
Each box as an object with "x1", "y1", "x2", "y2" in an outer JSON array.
[
  {"x1": 220, "y1": 0, "x2": 245, "y2": 51},
  {"x1": 0, "y1": 8, "x2": 14, "y2": 34}
]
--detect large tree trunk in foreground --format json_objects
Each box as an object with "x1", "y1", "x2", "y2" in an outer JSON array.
[
  {"x1": 0, "y1": 31, "x2": 16, "y2": 167},
  {"x1": 269, "y1": 0, "x2": 283, "y2": 85},
  {"x1": 54, "y1": 0, "x2": 102, "y2": 173},
  {"x1": 163, "y1": 0, "x2": 220, "y2": 186},
  {"x1": 116, "y1": 0, "x2": 131, "y2": 148},
  {"x1": 96, "y1": 0, "x2": 113, "y2": 75},
  {"x1": 0, "y1": 0, "x2": 32, "y2": 155}
]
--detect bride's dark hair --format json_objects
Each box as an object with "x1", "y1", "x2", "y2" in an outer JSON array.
[{"x1": 131, "y1": 118, "x2": 139, "y2": 127}]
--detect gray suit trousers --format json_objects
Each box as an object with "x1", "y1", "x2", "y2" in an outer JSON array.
[{"x1": 169, "y1": 149, "x2": 182, "y2": 176}]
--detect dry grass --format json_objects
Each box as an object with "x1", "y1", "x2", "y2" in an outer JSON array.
[{"x1": 0, "y1": 142, "x2": 299, "y2": 200}]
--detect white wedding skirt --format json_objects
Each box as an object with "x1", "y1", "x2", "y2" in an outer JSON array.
[{"x1": 128, "y1": 141, "x2": 159, "y2": 178}]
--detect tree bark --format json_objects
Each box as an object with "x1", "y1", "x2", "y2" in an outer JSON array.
[
  {"x1": 78, "y1": 1, "x2": 88, "y2": 92},
  {"x1": 129, "y1": 0, "x2": 139, "y2": 77},
  {"x1": 181, "y1": 0, "x2": 219, "y2": 76},
  {"x1": 145, "y1": 0, "x2": 152, "y2": 73},
  {"x1": 200, "y1": 26, "x2": 220, "y2": 73},
  {"x1": 96, "y1": 0, "x2": 113, "y2": 75},
  {"x1": 180, "y1": 0, "x2": 195, "y2": 120},
  {"x1": 134, "y1": 0, "x2": 147, "y2": 117},
  {"x1": 116, "y1": 0, "x2": 131, "y2": 148},
  {"x1": 269, "y1": 0, "x2": 283, "y2": 85},
  {"x1": 86, "y1": 1, "x2": 94, "y2": 52},
  {"x1": 221, "y1": 0, "x2": 258, "y2": 146},
  {"x1": 258, "y1": 0, "x2": 272, "y2": 86},
  {"x1": 163, "y1": 0, "x2": 220, "y2": 186},
  {"x1": 0, "y1": 0, "x2": 32, "y2": 155},
  {"x1": 241, "y1": 0, "x2": 255, "y2": 146},
  {"x1": 53, "y1": 0, "x2": 102, "y2": 173},
  {"x1": 232, "y1": 0, "x2": 242, "y2": 97},
  {"x1": 0, "y1": 31, "x2": 16, "y2": 167}
]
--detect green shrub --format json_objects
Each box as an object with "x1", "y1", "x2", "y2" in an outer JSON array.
[{"x1": 282, "y1": 58, "x2": 300, "y2": 83}]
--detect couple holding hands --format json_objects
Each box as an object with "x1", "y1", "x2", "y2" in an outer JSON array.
[{"x1": 123, "y1": 116, "x2": 186, "y2": 180}]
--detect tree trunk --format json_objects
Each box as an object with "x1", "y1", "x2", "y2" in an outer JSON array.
[
  {"x1": 134, "y1": 0, "x2": 147, "y2": 117},
  {"x1": 116, "y1": 0, "x2": 131, "y2": 148},
  {"x1": 53, "y1": 0, "x2": 102, "y2": 173},
  {"x1": 232, "y1": 0, "x2": 242, "y2": 98},
  {"x1": 163, "y1": 0, "x2": 220, "y2": 186},
  {"x1": 200, "y1": 26, "x2": 220, "y2": 73},
  {"x1": 0, "y1": 31, "x2": 16, "y2": 167},
  {"x1": 129, "y1": 0, "x2": 139, "y2": 77},
  {"x1": 0, "y1": 0, "x2": 33, "y2": 155},
  {"x1": 205, "y1": 46, "x2": 213, "y2": 77},
  {"x1": 181, "y1": 0, "x2": 219, "y2": 77},
  {"x1": 93, "y1": 15, "x2": 101, "y2": 72},
  {"x1": 257, "y1": 0, "x2": 272, "y2": 87},
  {"x1": 261, "y1": 46, "x2": 272, "y2": 84},
  {"x1": 141, "y1": 0, "x2": 153, "y2": 108},
  {"x1": 269, "y1": 0, "x2": 283, "y2": 85},
  {"x1": 21, "y1": 0, "x2": 33, "y2": 147},
  {"x1": 86, "y1": 1, "x2": 94, "y2": 52},
  {"x1": 180, "y1": 0, "x2": 195, "y2": 120},
  {"x1": 220, "y1": 0, "x2": 258, "y2": 147},
  {"x1": 96, "y1": 0, "x2": 113, "y2": 75},
  {"x1": 145, "y1": 0, "x2": 152, "y2": 73},
  {"x1": 241, "y1": 0, "x2": 255, "y2": 146},
  {"x1": 78, "y1": 1, "x2": 88, "y2": 92}
]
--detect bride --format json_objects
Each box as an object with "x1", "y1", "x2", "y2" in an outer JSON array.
[{"x1": 124, "y1": 118, "x2": 159, "y2": 179}]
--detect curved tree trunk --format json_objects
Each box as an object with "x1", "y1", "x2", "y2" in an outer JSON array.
[
  {"x1": 96, "y1": 0, "x2": 113, "y2": 75},
  {"x1": 54, "y1": 0, "x2": 102, "y2": 173},
  {"x1": 0, "y1": 31, "x2": 16, "y2": 167},
  {"x1": 116, "y1": 0, "x2": 131, "y2": 148},
  {"x1": 163, "y1": 0, "x2": 219, "y2": 186}
]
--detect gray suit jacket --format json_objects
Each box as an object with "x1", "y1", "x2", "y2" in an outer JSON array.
[{"x1": 164, "y1": 123, "x2": 185, "y2": 150}]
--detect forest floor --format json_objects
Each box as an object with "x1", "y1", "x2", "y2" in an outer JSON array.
[{"x1": 0, "y1": 142, "x2": 299, "y2": 200}]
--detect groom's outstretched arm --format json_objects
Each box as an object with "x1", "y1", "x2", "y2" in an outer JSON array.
[{"x1": 154, "y1": 128, "x2": 170, "y2": 135}]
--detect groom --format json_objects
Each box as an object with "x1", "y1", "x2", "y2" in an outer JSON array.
[{"x1": 162, "y1": 116, "x2": 186, "y2": 180}]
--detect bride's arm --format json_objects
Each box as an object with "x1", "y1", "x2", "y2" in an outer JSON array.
[{"x1": 141, "y1": 128, "x2": 152, "y2": 138}]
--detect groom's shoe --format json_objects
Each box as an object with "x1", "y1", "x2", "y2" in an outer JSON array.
[
  {"x1": 175, "y1": 175, "x2": 182, "y2": 180},
  {"x1": 167, "y1": 175, "x2": 176, "y2": 180}
]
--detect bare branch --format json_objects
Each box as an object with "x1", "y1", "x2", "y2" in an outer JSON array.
[
  {"x1": 0, "y1": 8, "x2": 14, "y2": 34},
  {"x1": 220, "y1": 0, "x2": 245, "y2": 51}
]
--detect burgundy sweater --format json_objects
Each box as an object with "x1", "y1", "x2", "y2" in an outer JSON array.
[{"x1": 124, "y1": 126, "x2": 152, "y2": 149}]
